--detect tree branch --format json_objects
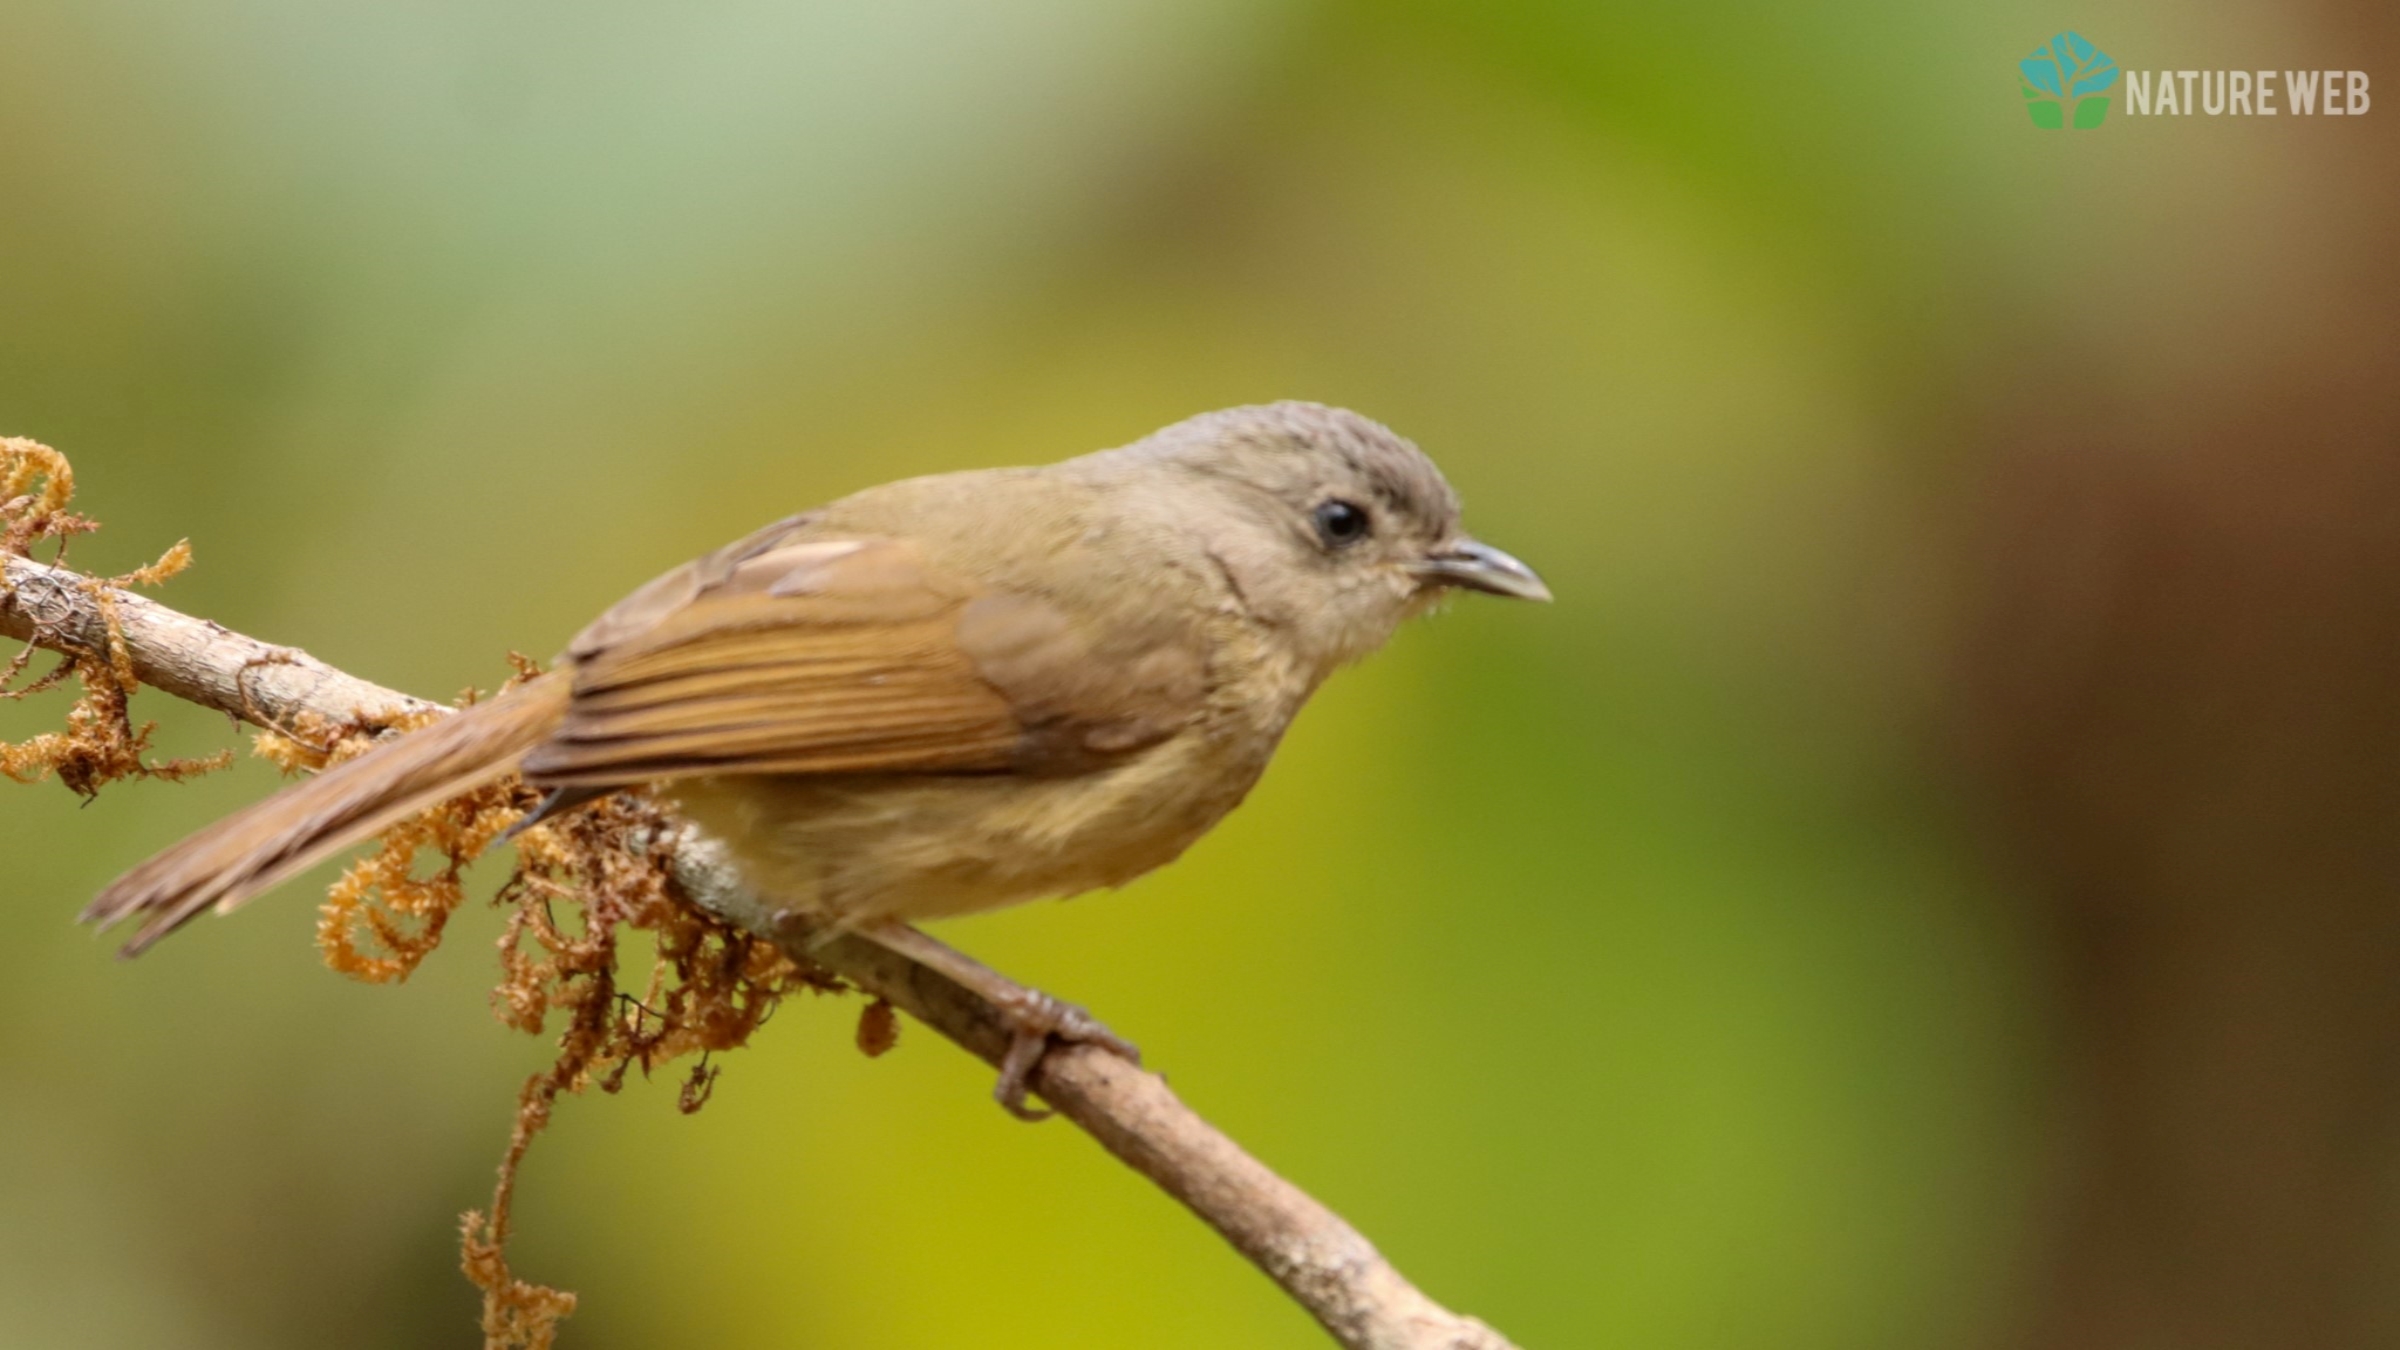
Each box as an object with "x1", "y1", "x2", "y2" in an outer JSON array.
[{"x1": 0, "y1": 551, "x2": 1519, "y2": 1350}]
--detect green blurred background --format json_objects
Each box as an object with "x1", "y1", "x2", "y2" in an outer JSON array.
[{"x1": 5, "y1": 2, "x2": 2397, "y2": 1347}]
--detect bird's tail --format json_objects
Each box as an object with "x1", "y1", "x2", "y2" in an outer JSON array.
[{"x1": 84, "y1": 674, "x2": 573, "y2": 955}]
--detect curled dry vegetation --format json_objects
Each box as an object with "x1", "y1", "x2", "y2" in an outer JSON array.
[
  {"x1": 0, "y1": 438, "x2": 227, "y2": 793},
  {"x1": 0, "y1": 440, "x2": 844, "y2": 1350}
]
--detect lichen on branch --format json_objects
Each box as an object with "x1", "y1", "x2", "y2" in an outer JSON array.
[{"x1": 0, "y1": 438, "x2": 228, "y2": 795}]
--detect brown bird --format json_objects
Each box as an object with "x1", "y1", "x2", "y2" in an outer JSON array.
[{"x1": 84, "y1": 402, "x2": 1548, "y2": 1113}]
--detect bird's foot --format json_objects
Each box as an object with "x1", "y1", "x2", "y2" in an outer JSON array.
[
  {"x1": 854, "y1": 919, "x2": 1141, "y2": 1122},
  {"x1": 986, "y1": 986, "x2": 1141, "y2": 1121}
]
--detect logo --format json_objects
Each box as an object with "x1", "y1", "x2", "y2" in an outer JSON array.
[
  {"x1": 2021, "y1": 31, "x2": 2118, "y2": 128},
  {"x1": 2019, "y1": 32, "x2": 2374, "y2": 124}
]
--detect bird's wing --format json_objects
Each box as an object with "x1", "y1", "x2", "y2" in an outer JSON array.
[{"x1": 519, "y1": 522, "x2": 1208, "y2": 788}]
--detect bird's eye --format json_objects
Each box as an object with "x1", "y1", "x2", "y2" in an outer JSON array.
[{"x1": 1312, "y1": 499, "x2": 1371, "y2": 547}]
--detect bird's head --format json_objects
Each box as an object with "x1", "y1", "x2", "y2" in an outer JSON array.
[{"x1": 1128, "y1": 401, "x2": 1549, "y2": 675}]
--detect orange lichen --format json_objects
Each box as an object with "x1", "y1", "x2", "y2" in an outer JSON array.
[
  {"x1": 309, "y1": 711, "x2": 508, "y2": 984},
  {"x1": 250, "y1": 706, "x2": 346, "y2": 776},
  {"x1": 112, "y1": 537, "x2": 193, "y2": 589},
  {"x1": 0, "y1": 439, "x2": 230, "y2": 795},
  {"x1": 282, "y1": 669, "x2": 840, "y2": 1346},
  {"x1": 858, "y1": 997, "x2": 900, "y2": 1058},
  {"x1": 0, "y1": 436, "x2": 96, "y2": 557},
  {"x1": 458, "y1": 787, "x2": 837, "y2": 1347}
]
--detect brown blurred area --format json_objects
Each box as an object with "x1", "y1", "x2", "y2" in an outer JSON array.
[{"x1": 1959, "y1": 8, "x2": 2400, "y2": 1346}]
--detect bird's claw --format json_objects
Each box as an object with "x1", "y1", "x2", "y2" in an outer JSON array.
[{"x1": 988, "y1": 987, "x2": 1140, "y2": 1121}]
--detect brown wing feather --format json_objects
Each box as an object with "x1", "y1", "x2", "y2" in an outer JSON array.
[
  {"x1": 524, "y1": 536, "x2": 1026, "y2": 787},
  {"x1": 522, "y1": 514, "x2": 1213, "y2": 788}
]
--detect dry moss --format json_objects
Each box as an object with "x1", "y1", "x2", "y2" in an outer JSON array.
[
  {"x1": 263, "y1": 672, "x2": 844, "y2": 1348},
  {"x1": 1, "y1": 438, "x2": 230, "y2": 794},
  {"x1": 857, "y1": 997, "x2": 901, "y2": 1058}
]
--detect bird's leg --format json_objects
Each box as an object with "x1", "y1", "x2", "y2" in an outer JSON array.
[{"x1": 856, "y1": 920, "x2": 1140, "y2": 1121}]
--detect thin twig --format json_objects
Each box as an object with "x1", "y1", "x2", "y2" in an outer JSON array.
[{"x1": 0, "y1": 551, "x2": 1518, "y2": 1350}]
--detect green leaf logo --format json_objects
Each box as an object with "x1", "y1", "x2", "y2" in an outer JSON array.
[{"x1": 2020, "y1": 31, "x2": 2118, "y2": 128}]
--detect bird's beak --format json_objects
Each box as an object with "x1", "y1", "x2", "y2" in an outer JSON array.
[{"x1": 1410, "y1": 538, "x2": 1552, "y2": 602}]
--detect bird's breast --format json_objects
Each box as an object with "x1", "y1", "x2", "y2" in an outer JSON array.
[{"x1": 664, "y1": 717, "x2": 1279, "y2": 927}]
